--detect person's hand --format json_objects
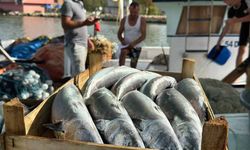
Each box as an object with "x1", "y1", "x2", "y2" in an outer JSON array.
[
  {"x1": 121, "y1": 40, "x2": 127, "y2": 46},
  {"x1": 215, "y1": 44, "x2": 220, "y2": 51},
  {"x1": 128, "y1": 42, "x2": 136, "y2": 49},
  {"x1": 84, "y1": 16, "x2": 98, "y2": 26}
]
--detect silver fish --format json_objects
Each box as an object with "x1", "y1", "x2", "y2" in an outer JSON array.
[
  {"x1": 140, "y1": 76, "x2": 177, "y2": 100},
  {"x1": 111, "y1": 71, "x2": 161, "y2": 100},
  {"x1": 156, "y1": 88, "x2": 202, "y2": 150},
  {"x1": 121, "y1": 91, "x2": 182, "y2": 150},
  {"x1": 86, "y1": 88, "x2": 145, "y2": 147},
  {"x1": 175, "y1": 78, "x2": 207, "y2": 124},
  {"x1": 49, "y1": 83, "x2": 103, "y2": 143},
  {"x1": 82, "y1": 66, "x2": 139, "y2": 100}
]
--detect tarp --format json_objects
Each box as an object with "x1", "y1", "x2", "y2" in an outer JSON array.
[
  {"x1": 32, "y1": 42, "x2": 64, "y2": 82},
  {"x1": 7, "y1": 36, "x2": 50, "y2": 59}
]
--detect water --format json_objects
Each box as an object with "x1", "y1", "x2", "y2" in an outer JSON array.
[{"x1": 0, "y1": 16, "x2": 167, "y2": 46}]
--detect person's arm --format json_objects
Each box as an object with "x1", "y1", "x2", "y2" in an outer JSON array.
[
  {"x1": 216, "y1": 21, "x2": 231, "y2": 48},
  {"x1": 226, "y1": 14, "x2": 250, "y2": 25},
  {"x1": 61, "y1": 16, "x2": 97, "y2": 30},
  {"x1": 129, "y1": 17, "x2": 147, "y2": 48},
  {"x1": 117, "y1": 18, "x2": 127, "y2": 45}
]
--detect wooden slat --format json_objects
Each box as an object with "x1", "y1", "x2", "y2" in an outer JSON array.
[
  {"x1": 149, "y1": 70, "x2": 182, "y2": 81},
  {"x1": 74, "y1": 69, "x2": 89, "y2": 90},
  {"x1": 3, "y1": 99, "x2": 25, "y2": 135},
  {"x1": 88, "y1": 53, "x2": 103, "y2": 76},
  {"x1": 222, "y1": 58, "x2": 249, "y2": 83},
  {"x1": 202, "y1": 117, "x2": 228, "y2": 150},
  {"x1": 0, "y1": 45, "x2": 15, "y2": 63},
  {"x1": 177, "y1": 6, "x2": 226, "y2": 35},
  {"x1": 5, "y1": 135, "x2": 151, "y2": 150},
  {"x1": 193, "y1": 74, "x2": 215, "y2": 120},
  {"x1": 182, "y1": 58, "x2": 195, "y2": 79}
]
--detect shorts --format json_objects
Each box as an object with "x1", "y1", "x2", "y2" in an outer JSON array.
[
  {"x1": 128, "y1": 47, "x2": 142, "y2": 59},
  {"x1": 64, "y1": 43, "x2": 87, "y2": 77},
  {"x1": 239, "y1": 22, "x2": 250, "y2": 46}
]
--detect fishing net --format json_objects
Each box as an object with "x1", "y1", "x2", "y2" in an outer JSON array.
[{"x1": 0, "y1": 63, "x2": 54, "y2": 101}]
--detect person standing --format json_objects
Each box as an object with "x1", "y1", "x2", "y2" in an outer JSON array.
[
  {"x1": 216, "y1": 0, "x2": 250, "y2": 67},
  {"x1": 117, "y1": 1, "x2": 146, "y2": 68},
  {"x1": 61, "y1": 0, "x2": 98, "y2": 79}
]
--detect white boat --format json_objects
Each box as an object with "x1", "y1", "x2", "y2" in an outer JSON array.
[
  {"x1": 153, "y1": 0, "x2": 249, "y2": 82},
  {"x1": 153, "y1": 0, "x2": 250, "y2": 149}
]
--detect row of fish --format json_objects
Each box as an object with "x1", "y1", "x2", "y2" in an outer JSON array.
[{"x1": 48, "y1": 66, "x2": 207, "y2": 150}]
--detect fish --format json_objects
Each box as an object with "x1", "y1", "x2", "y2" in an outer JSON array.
[
  {"x1": 111, "y1": 71, "x2": 161, "y2": 100},
  {"x1": 47, "y1": 83, "x2": 103, "y2": 143},
  {"x1": 86, "y1": 88, "x2": 145, "y2": 147},
  {"x1": 82, "y1": 66, "x2": 139, "y2": 100},
  {"x1": 156, "y1": 88, "x2": 202, "y2": 150},
  {"x1": 121, "y1": 91, "x2": 182, "y2": 150},
  {"x1": 175, "y1": 78, "x2": 207, "y2": 124},
  {"x1": 140, "y1": 76, "x2": 177, "y2": 100}
]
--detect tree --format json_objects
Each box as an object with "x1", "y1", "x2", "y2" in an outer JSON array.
[
  {"x1": 83, "y1": 0, "x2": 107, "y2": 12},
  {"x1": 134, "y1": 0, "x2": 161, "y2": 15}
]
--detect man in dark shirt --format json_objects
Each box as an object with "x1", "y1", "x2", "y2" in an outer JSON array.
[{"x1": 216, "y1": 0, "x2": 250, "y2": 66}]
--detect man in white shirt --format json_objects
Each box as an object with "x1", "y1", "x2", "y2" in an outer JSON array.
[{"x1": 117, "y1": 2, "x2": 146, "y2": 68}]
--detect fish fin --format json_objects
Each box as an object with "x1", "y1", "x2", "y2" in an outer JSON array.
[
  {"x1": 132, "y1": 118, "x2": 143, "y2": 132},
  {"x1": 43, "y1": 121, "x2": 66, "y2": 139},
  {"x1": 95, "y1": 119, "x2": 111, "y2": 132},
  {"x1": 43, "y1": 121, "x2": 64, "y2": 132}
]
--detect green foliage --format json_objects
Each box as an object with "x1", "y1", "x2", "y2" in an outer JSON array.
[
  {"x1": 83, "y1": 0, "x2": 107, "y2": 12},
  {"x1": 133, "y1": 0, "x2": 162, "y2": 15},
  {"x1": 82, "y1": 0, "x2": 161, "y2": 15}
]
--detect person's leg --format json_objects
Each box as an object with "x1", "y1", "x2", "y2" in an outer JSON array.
[
  {"x1": 71, "y1": 43, "x2": 87, "y2": 76},
  {"x1": 119, "y1": 48, "x2": 129, "y2": 66},
  {"x1": 237, "y1": 23, "x2": 249, "y2": 66},
  {"x1": 236, "y1": 45, "x2": 248, "y2": 66},
  {"x1": 130, "y1": 48, "x2": 141, "y2": 68},
  {"x1": 64, "y1": 44, "x2": 73, "y2": 78}
]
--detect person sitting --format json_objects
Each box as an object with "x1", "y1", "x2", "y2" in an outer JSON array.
[{"x1": 117, "y1": 1, "x2": 146, "y2": 68}]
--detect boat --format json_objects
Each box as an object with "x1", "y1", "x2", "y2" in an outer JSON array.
[{"x1": 153, "y1": 0, "x2": 250, "y2": 149}]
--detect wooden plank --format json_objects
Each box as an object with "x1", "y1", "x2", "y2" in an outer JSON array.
[
  {"x1": 3, "y1": 98, "x2": 25, "y2": 135},
  {"x1": 74, "y1": 69, "x2": 89, "y2": 90},
  {"x1": 182, "y1": 58, "x2": 195, "y2": 79},
  {"x1": 201, "y1": 117, "x2": 228, "y2": 150},
  {"x1": 177, "y1": 6, "x2": 226, "y2": 35},
  {"x1": 88, "y1": 53, "x2": 103, "y2": 76},
  {"x1": 0, "y1": 45, "x2": 15, "y2": 63},
  {"x1": 5, "y1": 135, "x2": 152, "y2": 150},
  {"x1": 222, "y1": 58, "x2": 249, "y2": 83},
  {"x1": 193, "y1": 74, "x2": 215, "y2": 120},
  {"x1": 149, "y1": 70, "x2": 182, "y2": 81}
]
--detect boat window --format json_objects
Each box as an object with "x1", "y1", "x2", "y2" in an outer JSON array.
[{"x1": 176, "y1": 6, "x2": 236, "y2": 35}]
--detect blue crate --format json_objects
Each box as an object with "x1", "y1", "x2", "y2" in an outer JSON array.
[{"x1": 207, "y1": 45, "x2": 231, "y2": 65}]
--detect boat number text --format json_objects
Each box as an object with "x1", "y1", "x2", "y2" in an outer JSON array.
[{"x1": 224, "y1": 41, "x2": 239, "y2": 48}]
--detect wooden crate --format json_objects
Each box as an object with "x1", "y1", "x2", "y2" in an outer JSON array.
[{"x1": 1, "y1": 58, "x2": 227, "y2": 150}]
